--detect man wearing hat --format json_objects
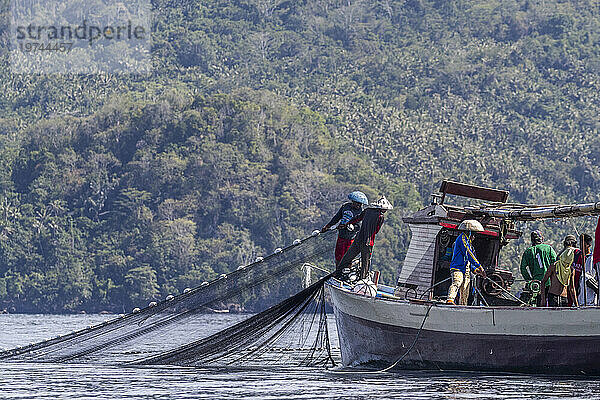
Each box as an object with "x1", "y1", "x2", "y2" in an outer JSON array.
[
  {"x1": 520, "y1": 230, "x2": 557, "y2": 306},
  {"x1": 335, "y1": 196, "x2": 393, "y2": 280},
  {"x1": 321, "y1": 191, "x2": 369, "y2": 265},
  {"x1": 447, "y1": 220, "x2": 487, "y2": 305}
]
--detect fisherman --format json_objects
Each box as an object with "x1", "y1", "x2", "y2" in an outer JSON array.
[
  {"x1": 446, "y1": 220, "x2": 487, "y2": 305},
  {"x1": 593, "y1": 217, "x2": 600, "y2": 306},
  {"x1": 568, "y1": 233, "x2": 594, "y2": 306},
  {"x1": 595, "y1": 217, "x2": 600, "y2": 272},
  {"x1": 520, "y1": 230, "x2": 557, "y2": 306},
  {"x1": 576, "y1": 234, "x2": 596, "y2": 306},
  {"x1": 321, "y1": 191, "x2": 369, "y2": 264},
  {"x1": 335, "y1": 196, "x2": 392, "y2": 280},
  {"x1": 541, "y1": 235, "x2": 578, "y2": 307}
]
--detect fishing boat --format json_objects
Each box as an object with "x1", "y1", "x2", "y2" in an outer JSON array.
[{"x1": 328, "y1": 181, "x2": 600, "y2": 375}]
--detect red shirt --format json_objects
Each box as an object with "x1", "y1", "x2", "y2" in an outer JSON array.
[
  {"x1": 348, "y1": 208, "x2": 384, "y2": 246},
  {"x1": 594, "y1": 217, "x2": 600, "y2": 266}
]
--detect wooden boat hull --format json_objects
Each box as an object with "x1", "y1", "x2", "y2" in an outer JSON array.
[{"x1": 329, "y1": 281, "x2": 600, "y2": 375}]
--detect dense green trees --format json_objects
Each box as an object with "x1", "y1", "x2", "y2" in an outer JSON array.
[
  {"x1": 0, "y1": 92, "x2": 418, "y2": 312},
  {"x1": 0, "y1": 0, "x2": 599, "y2": 311}
]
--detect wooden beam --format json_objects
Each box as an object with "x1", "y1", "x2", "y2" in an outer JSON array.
[{"x1": 440, "y1": 181, "x2": 509, "y2": 203}]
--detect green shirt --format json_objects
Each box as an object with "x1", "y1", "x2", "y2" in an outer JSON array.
[{"x1": 520, "y1": 243, "x2": 557, "y2": 287}]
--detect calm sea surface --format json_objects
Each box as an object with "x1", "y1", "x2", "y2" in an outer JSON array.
[{"x1": 1, "y1": 314, "x2": 600, "y2": 399}]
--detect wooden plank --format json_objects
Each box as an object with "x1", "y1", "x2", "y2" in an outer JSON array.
[
  {"x1": 440, "y1": 180, "x2": 509, "y2": 203},
  {"x1": 406, "y1": 271, "x2": 434, "y2": 279},
  {"x1": 401, "y1": 270, "x2": 434, "y2": 279},
  {"x1": 406, "y1": 241, "x2": 437, "y2": 249},
  {"x1": 404, "y1": 253, "x2": 435, "y2": 260},
  {"x1": 410, "y1": 229, "x2": 440, "y2": 236},
  {"x1": 403, "y1": 256, "x2": 435, "y2": 264},
  {"x1": 405, "y1": 248, "x2": 435, "y2": 256},
  {"x1": 403, "y1": 256, "x2": 434, "y2": 264},
  {"x1": 405, "y1": 278, "x2": 430, "y2": 284},
  {"x1": 405, "y1": 279, "x2": 431, "y2": 287}
]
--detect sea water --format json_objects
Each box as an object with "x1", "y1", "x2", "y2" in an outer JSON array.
[{"x1": 1, "y1": 314, "x2": 599, "y2": 399}]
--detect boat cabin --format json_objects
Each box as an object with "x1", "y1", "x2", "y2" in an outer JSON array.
[{"x1": 395, "y1": 181, "x2": 522, "y2": 304}]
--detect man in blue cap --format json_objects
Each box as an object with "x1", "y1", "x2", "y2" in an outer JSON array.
[
  {"x1": 321, "y1": 191, "x2": 369, "y2": 265},
  {"x1": 335, "y1": 196, "x2": 392, "y2": 280}
]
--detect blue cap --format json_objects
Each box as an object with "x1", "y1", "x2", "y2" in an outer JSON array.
[{"x1": 348, "y1": 191, "x2": 368, "y2": 205}]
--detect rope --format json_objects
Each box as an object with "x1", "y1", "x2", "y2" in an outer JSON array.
[
  {"x1": 419, "y1": 277, "x2": 452, "y2": 299},
  {"x1": 472, "y1": 276, "x2": 490, "y2": 307},
  {"x1": 482, "y1": 275, "x2": 528, "y2": 306}
]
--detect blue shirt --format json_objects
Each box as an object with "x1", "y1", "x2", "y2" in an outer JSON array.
[
  {"x1": 325, "y1": 203, "x2": 363, "y2": 240},
  {"x1": 449, "y1": 232, "x2": 481, "y2": 273}
]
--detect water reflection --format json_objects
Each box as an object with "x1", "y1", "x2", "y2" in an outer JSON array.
[{"x1": 1, "y1": 315, "x2": 600, "y2": 399}]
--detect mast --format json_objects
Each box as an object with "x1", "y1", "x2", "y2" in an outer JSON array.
[{"x1": 467, "y1": 202, "x2": 600, "y2": 221}]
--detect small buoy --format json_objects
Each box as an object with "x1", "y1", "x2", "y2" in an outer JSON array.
[
  {"x1": 312, "y1": 230, "x2": 320, "y2": 236},
  {"x1": 166, "y1": 295, "x2": 174, "y2": 301},
  {"x1": 148, "y1": 301, "x2": 157, "y2": 307},
  {"x1": 219, "y1": 274, "x2": 227, "y2": 279},
  {"x1": 184, "y1": 287, "x2": 193, "y2": 292},
  {"x1": 255, "y1": 257, "x2": 264, "y2": 262},
  {"x1": 293, "y1": 239, "x2": 301, "y2": 245},
  {"x1": 237, "y1": 265, "x2": 246, "y2": 270},
  {"x1": 201, "y1": 281, "x2": 209, "y2": 286},
  {"x1": 274, "y1": 248, "x2": 283, "y2": 254}
]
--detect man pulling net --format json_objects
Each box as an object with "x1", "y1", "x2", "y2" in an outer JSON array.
[{"x1": 335, "y1": 196, "x2": 393, "y2": 280}]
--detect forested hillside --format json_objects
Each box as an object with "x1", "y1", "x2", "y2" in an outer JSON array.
[{"x1": 0, "y1": 0, "x2": 599, "y2": 312}]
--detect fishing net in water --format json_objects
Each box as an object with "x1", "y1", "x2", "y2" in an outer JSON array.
[
  {"x1": 0, "y1": 230, "x2": 338, "y2": 366},
  {"x1": 132, "y1": 274, "x2": 336, "y2": 368}
]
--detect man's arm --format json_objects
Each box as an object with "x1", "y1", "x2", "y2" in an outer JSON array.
[
  {"x1": 568, "y1": 274, "x2": 578, "y2": 307},
  {"x1": 462, "y1": 235, "x2": 481, "y2": 271},
  {"x1": 347, "y1": 209, "x2": 365, "y2": 226},
  {"x1": 594, "y1": 216, "x2": 600, "y2": 266},
  {"x1": 520, "y1": 249, "x2": 533, "y2": 281},
  {"x1": 322, "y1": 206, "x2": 344, "y2": 231},
  {"x1": 541, "y1": 261, "x2": 557, "y2": 286},
  {"x1": 550, "y1": 247, "x2": 557, "y2": 264}
]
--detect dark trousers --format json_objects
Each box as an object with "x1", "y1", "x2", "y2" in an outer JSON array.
[
  {"x1": 548, "y1": 293, "x2": 568, "y2": 307},
  {"x1": 536, "y1": 286, "x2": 550, "y2": 307},
  {"x1": 336, "y1": 240, "x2": 373, "y2": 280}
]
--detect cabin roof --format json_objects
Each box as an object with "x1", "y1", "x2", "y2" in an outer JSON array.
[{"x1": 404, "y1": 181, "x2": 522, "y2": 240}]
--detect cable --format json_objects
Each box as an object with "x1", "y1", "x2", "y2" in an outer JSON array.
[
  {"x1": 419, "y1": 277, "x2": 452, "y2": 299},
  {"x1": 472, "y1": 276, "x2": 490, "y2": 307},
  {"x1": 482, "y1": 275, "x2": 528, "y2": 306}
]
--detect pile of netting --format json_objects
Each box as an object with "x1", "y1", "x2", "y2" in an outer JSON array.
[
  {"x1": 0, "y1": 230, "x2": 338, "y2": 368},
  {"x1": 132, "y1": 275, "x2": 335, "y2": 368}
]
